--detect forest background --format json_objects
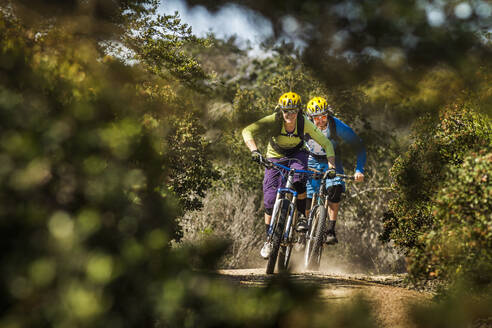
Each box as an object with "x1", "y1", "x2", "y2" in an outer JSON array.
[{"x1": 0, "y1": 0, "x2": 491, "y2": 327}]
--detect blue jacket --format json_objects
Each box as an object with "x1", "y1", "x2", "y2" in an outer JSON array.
[{"x1": 305, "y1": 116, "x2": 366, "y2": 176}]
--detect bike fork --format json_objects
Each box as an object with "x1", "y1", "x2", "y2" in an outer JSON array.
[
  {"x1": 284, "y1": 196, "x2": 297, "y2": 240},
  {"x1": 267, "y1": 192, "x2": 283, "y2": 239},
  {"x1": 307, "y1": 193, "x2": 317, "y2": 228}
]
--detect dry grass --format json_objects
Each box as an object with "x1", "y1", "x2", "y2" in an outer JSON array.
[
  {"x1": 318, "y1": 159, "x2": 405, "y2": 274},
  {"x1": 179, "y1": 185, "x2": 265, "y2": 268}
]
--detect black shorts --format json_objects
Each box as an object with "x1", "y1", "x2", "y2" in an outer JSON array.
[{"x1": 326, "y1": 184, "x2": 344, "y2": 203}]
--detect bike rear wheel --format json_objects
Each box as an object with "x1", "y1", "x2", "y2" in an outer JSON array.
[
  {"x1": 266, "y1": 199, "x2": 289, "y2": 274},
  {"x1": 305, "y1": 205, "x2": 327, "y2": 270}
]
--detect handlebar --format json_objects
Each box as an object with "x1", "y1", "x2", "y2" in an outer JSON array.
[
  {"x1": 259, "y1": 158, "x2": 312, "y2": 176},
  {"x1": 259, "y1": 158, "x2": 355, "y2": 180},
  {"x1": 308, "y1": 168, "x2": 355, "y2": 181},
  {"x1": 335, "y1": 174, "x2": 355, "y2": 180}
]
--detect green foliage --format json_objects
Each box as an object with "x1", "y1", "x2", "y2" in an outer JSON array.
[
  {"x1": 412, "y1": 152, "x2": 492, "y2": 285},
  {"x1": 109, "y1": 2, "x2": 222, "y2": 213},
  {"x1": 165, "y1": 113, "x2": 220, "y2": 213},
  {"x1": 121, "y1": 9, "x2": 210, "y2": 89},
  {"x1": 4, "y1": 0, "x2": 158, "y2": 40},
  {"x1": 213, "y1": 130, "x2": 265, "y2": 192},
  {"x1": 360, "y1": 66, "x2": 469, "y2": 127},
  {"x1": 0, "y1": 12, "x2": 180, "y2": 326},
  {"x1": 383, "y1": 102, "x2": 492, "y2": 281}
]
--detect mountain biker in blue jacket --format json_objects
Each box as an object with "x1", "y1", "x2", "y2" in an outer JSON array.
[{"x1": 304, "y1": 97, "x2": 366, "y2": 244}]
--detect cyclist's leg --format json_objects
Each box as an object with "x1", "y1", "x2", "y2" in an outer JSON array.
[
  {"x1": 290, "y1": 151, "x2": 309, "y2": 229},
  {"x1": 325, "y1": 183, "x2": 344, "y2": 244},
  {"x1": 325, "y1": 179, "x2": 345, "y2": 219},
  {"x1": 305, "y1": 174, "x2": 318, "y2": 217},
  {"x1": 327, "y1": 202, "x2": 340, "y2": 221},
  {"x1": 264, "y1": 209, "x2": 272, "y2": 234},
  {"x1": 294, "y1": 187, "x2": 309, "y2": 231},
  {"x1": 290, "y1": 150, "x2": 308, "y2": 209},
  {"x1": 306, "y1": 161, "x2": 328, "y2": 216},
  {"x1": 261, "y1": 162, "x2": 283, "y2": 258},
  {"x1": 326, "y1": 182, "x2": 343, "y2": 220},
  {"x1": 262, "y1": 160, "x2": 282, "y2": 228},
  {"x1": 295, "y1": 185, "x2": 307, "y2": 216}
]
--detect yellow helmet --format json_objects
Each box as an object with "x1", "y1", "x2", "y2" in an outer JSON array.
[
  {"x1": 306, "y1": 97, "x2": 332, "y2": 116},
  {"x1": 278, "y1": 92, "x2": 302, "y2": 110}
]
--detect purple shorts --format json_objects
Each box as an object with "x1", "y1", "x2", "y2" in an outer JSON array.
[{"x1": 263, "y1": 150, "x2": 308, "y2": 211}]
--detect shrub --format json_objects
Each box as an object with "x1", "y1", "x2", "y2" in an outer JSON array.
[
  {"x1": 383, "y1": 101, "x2": 492, "y2": 281},
  {"x1": 165, "y1": 113, "x2": 220, "y2": 213},
  {"x1": 0, "y1": 14, "x2": 180, "y2": 326},
  {"x1": 409, "y1": 152, "x2": 492, "y2": 285}
]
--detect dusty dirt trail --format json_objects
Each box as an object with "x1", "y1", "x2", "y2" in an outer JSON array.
[{"x1": 217, "y1": 268, "x2": 432, "y2": 328}]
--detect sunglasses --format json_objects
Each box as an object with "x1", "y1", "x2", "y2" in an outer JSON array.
[
  {"x1": 309, "y1": 113, "x2": 327, "y2": 118},
  {"x1": 281, "y1": 109, "x2": 298, "y2": 115}
]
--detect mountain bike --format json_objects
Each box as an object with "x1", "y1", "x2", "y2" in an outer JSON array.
[
  {"x1": 259, "y1": 158, "x2": 312, "y2": 274},
  {"x1": 304, "y1": 169, "x2": 354, "y2": 271}
]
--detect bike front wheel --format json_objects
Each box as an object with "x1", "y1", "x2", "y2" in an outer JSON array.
[
  {"x1": 304, "y1": 205, "x2": 326, "y2": 271},
  {"x1": 278, "y1": 219, "x2": 294, "y2": 273},
  {"x1": 266, "y1": 199, "x2": 290, "y2": 274}
]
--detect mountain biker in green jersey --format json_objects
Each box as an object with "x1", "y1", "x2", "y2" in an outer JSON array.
[
  {"x1": 305, "y1": 97, "x2": 366, "y2": 244},
  {"x1": 242, "y1": 92, "x2": 336, "y2": 259}
]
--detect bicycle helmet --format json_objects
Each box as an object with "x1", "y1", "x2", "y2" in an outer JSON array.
[
  {"x1": 306, "y1": 97, "x2": 332, "y2": 116},
  {"x1": 278, "y1": 92, "x2": 302, "y2": 110}
]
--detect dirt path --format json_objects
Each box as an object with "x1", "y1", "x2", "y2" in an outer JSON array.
[{"x1": 216, "y1": 268, "x2": 432, "y2": 328}]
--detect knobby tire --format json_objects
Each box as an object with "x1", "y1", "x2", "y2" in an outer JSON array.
[
  {"x1": 278, "y1": 218, "x2": 293, "y2": 273},
  {"x1": 266, "y1": 199, "x2": 289, "y2": 275},
  {"x1": 304, "y1": 204, "x2": 319, "y2": 269},
  {"x1": 278, "y1": 246, "x2": 291, "y2": 273},
  {"x1": 308, "y1": 205, "x2": 327, "y2": 270}
]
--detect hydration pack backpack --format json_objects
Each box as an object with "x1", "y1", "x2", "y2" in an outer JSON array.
[{"x1": 268, "y1": 111, "x2": 305, "y2": 157}]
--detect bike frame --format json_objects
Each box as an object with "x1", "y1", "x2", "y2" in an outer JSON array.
[{"x1": 266, "y1": 160, "x2": 312, "y2": 244}]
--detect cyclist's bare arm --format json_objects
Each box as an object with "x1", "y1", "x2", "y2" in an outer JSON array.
[
  {"x1": 245, "y1": 139, "x2": 258, "y2": 152},
  {"x1": 327, "y1": 156, "x2": 335, "y2": 170}
]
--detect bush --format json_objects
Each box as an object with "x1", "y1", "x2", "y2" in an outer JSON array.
[
  {"x1": 410, "y1": 152, "x2": 492, "y2": 285},
  {"x1": 165, "y1": 114, "x2": 220, "y2": 213},
  {"x1": 383, "y1": 102, "x2": 492, "y2": 281},
  {"x1": 0, "y1": 13, "x2": 180, "y2": 326}
]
